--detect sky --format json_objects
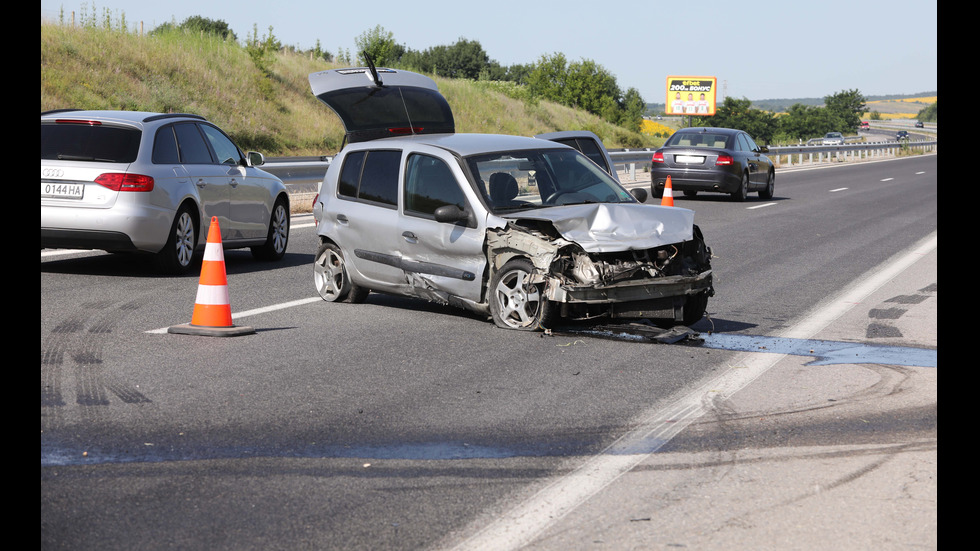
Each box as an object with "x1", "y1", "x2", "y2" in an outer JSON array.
[{"x1": 40, "y1": 0, "x2": 937, "y2": 104}]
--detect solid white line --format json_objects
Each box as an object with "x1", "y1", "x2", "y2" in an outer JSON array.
[
  {"x1": 747, "y1": 202, "x2": 776, "y2": 210},
  {"x1": 881, "y1": 177, "x2": 894, "y2": 182},
  {"x1": 447, "y1": 231, "x2": 938, "y2": 551},
  {"x1": 146, "y1": 296, "x2": 322, "y2": 333},
  {"x1": 829, "y1": 187, "x2": 849, "y2": 192}
]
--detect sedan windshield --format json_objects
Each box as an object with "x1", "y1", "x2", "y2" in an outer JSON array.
[{"x1": 465, "y1": 148, "x2": 635, "y2": 213}]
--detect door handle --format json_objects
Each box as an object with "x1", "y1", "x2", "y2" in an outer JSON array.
[
  {"x1": 196, "y1": 179, "x2": 206, "y2": 188},
  {"x1": 337, "y1": 214, "x2": 349, "y2": 224},
  {"x1": 229, "y1": 179, "x2": 239, "y2": 187},
  {"x1": 402, "y1": 231, "x2": 418, "y2": 244}
]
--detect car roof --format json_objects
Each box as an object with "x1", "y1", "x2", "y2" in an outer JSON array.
[
  {"x1": 343, "y1": 132, "x2": 570, "y2": 157},
  {"x1": 40, "y1": 109, "x2": 207, "y2": 127},
  {"x1": 673, "y1": 127, "x2": 741, "y2": 135}
]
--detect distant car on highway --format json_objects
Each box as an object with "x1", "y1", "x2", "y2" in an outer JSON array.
[
  {"x1": 896, "y1": 130, "x2": 910, "y2": 141},
  {"x1": 822, "y1": 132, "x2": 845, "y2": 146},
  {"x1": 859, "y1": 121, "x2": 870, "y2": 130},
  {"x1": 41, "y1": 110, "x2": 291, "y2": 274},
  {"x1": 649, "y1": 127, "x2": 774, "y2": 201},
  {"x1": 915, "y1": 121, "x2": 924, "y2": 128}
]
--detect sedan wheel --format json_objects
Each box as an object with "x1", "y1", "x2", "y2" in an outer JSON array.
[
  {"x1": 731, "y1": 172, "x2": 749, "y2": 202},
  {"x1": 489, "y1": 259, "x2": 553, "y2": 330},
  {"x1": 313, "y1": 242, "x2": 367, "y2": 303},
  {"x1": 156, "y1": 206, "x2": 196, "y2": 274},
  {"x1": 759, "y1": 171, "x2": 775, "y2": 200},
  {"x1": 252, "y1": 198, "x2": 289, "y2": 261}
]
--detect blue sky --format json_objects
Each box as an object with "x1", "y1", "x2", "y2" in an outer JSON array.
[{"x1": 41, "y1": 0, "x2": 937, "y2": 104}]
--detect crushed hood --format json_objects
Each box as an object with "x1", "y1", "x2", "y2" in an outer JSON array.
[{"x1": 507, "y1": 203, "x2": 695, "y2": 252}]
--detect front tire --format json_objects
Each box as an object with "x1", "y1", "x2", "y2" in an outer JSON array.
[
  {"x1": 313, "y1": 242, "x2": 368, "y2": 303},
  {"x1": 682, "y1": 292, "x2": 709, "y2": 326},
  {"x1": 252, "y1": 197, "x2": 289, "y2": 261},
  {"x1": 489, "y1": 259, "x2": 553, "y2": 330}
]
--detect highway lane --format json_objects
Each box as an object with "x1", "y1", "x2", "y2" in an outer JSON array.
[{"x1": 41, "y1": 154, "x2": 936, "y2": 550}]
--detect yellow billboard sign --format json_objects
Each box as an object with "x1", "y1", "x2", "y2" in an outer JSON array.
[{"x1": 665, "y1": 76, "x2": 717, "y2": 116}]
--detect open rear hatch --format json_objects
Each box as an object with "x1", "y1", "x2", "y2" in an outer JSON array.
[{"x1": 309, "y1": 62, "x2": 455, "y2": 144}]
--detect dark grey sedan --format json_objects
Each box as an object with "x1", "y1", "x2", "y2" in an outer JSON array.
[{"x1": 650, "y1": 127, "x2": 775, "y2": 201}]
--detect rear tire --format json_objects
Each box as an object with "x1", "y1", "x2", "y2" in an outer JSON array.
[
  {"x1": 682, "y1": 292, "x2": 709, "y2": 326},
  {"x1": 759, "y1": 171, "x2": 774, "y2": 200},
  {"x1": 730, "y1": 172, "x2": 749, "y2": 202},
  {"x1": 156, "y1": 205, "x2": 197, "y2": 275},
  {"x1": 313, "y1": 242, "x2": 368, "y2": 303}
]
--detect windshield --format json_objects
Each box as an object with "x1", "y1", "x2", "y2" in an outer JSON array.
[{"x1": 465, "y1": 148, "x2": 635, "y2": 214}]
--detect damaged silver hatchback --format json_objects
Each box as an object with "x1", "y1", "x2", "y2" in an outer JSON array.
[{"x1": 310, "y1": 65, "x2": 713, "y2": 330}]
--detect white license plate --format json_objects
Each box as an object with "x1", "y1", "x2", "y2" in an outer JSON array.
[
  {"x1": 674, "y1": 155, "x2": 704, "y2": 164},
  {"x1": 41, "y1": 182, "x2": 84, "y2": 199}
]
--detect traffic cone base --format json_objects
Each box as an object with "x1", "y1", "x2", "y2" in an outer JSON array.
[
  {"x1": 661, "y1": 175, "x2": 674, "y2": 207},
  {"x1": 169, "y1": 216, "x2": 254, "y2": 337}
]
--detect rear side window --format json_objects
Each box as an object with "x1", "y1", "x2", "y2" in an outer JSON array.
[
  {"x1": 41, "y1": 122, "x2": 141, "y2": 163},
  {"x1": 405, "y1": 154, "x2": 466, "y2": 216},
  {"x1": 336, "y1": 149, "x2": 401, "y2": 207}
]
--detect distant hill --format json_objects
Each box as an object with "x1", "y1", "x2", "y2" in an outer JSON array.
[{"x1": 647, "y1": 92, "x2": 937, "y2": 119}]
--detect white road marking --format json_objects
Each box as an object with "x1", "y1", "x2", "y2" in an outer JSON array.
[
  {"x1": 829, "y1": 187, "x2": 849, "y2": 192},
  {"x1": 446, "y1": 231, "x2": 938, "y2": 551},
  {"x1": 747, "y1": 202, "x2": 776, "y2": 210},
  {"x1": 146, "y1": 297, "x2": 321, "y2": 333}
]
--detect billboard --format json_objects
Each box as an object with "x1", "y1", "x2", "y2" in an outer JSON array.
[{"x1": 665, "y1": 76, "x2": 717, "y2": 116}]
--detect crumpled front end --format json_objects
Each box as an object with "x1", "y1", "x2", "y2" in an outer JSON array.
[{"x1": 486, "y1": 216, "x2": 714, "y2": 323}]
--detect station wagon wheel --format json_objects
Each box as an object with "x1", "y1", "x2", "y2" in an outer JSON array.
[
  {"x1": 489, "y1": 258, "x2": 553, "y2": 330},
  {"x1": 313, "y1": 242, "x2": 368, "y2": 303},
  {"x1": 731, "y1": 172, "x2": 749, "y2": 202},
  {"x1": 252, "y1": 197, "x2": 289, "y2": 261},
  {"x1": 155, "y1": 205, "x2": 196, "y2": 274},
  {"x1": 759, "y1": 171, "x2": 774, "y2": 200}
]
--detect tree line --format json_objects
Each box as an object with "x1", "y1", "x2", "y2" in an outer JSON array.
[{"x1": 698, "y1": 89, "x2": 869, "y2": 144}]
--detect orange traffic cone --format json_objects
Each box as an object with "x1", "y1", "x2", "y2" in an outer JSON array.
[
  {"x1": 169, "y1": 217, "x2": 255, "y2": 337},
  {"x1": 661, "y1": 175, "x2": 674, "y2": 206}
]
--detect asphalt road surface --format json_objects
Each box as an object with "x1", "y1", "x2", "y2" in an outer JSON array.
[{"x1": 41, "y1": 154, "x2": 937, "y2": 550}]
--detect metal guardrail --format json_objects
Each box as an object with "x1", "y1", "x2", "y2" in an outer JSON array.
[{"x1": 263, "y1": 137, "x2": 938, "y2": 192}]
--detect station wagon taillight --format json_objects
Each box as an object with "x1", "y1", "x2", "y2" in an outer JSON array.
[
  {"x1": 94, "y1": 173, "x2": 155, "y2": 192},
  {"x1": 715, "y1": 154, "x2": 734, "y2": 165}
]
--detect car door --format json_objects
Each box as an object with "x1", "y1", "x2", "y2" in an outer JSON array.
[
  {"x1": 198, "y1": 123, "x2": 269, "y2": 240},
  {"x1": 736, "y1": 132, "x2": 763, "y2": 187},
  {"x1": 398, "y1": 150, "x2": 486, "y2": 303},
  {"x1": 172, "y1": 122, "x2": 232, "y2": 240},
  {"x1": 327, "y1": 148, "x2": 408, "y2": 290}
]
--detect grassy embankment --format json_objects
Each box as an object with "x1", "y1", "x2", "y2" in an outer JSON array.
[{"x1": 41, "y1": 22, "x2": 658, "y2": 160}]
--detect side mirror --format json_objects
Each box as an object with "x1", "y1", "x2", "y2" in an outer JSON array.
[
  {"x1": 434, "y1": 204, "x2": 469, "y2": 224},
  {"x1": 246, "y1": 151, "x2": 265, "y2": 167},
  {"x1": 630, "y1": 187, "x2": 648, "y2": 203}
]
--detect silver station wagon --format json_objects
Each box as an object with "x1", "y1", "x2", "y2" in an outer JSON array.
[
  {"x1": 41, "y1": 110, "x2": 290, "y2": 273},
  {"x1": 310, "y1": 65, "x2": 713, "y2": 330}
]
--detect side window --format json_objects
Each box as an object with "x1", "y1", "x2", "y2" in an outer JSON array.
[
  {"x1": 200, "y1": 124, "x2": 242, "y2": 165},
  {"x1": 336, "y1": 149, "x2": 400, "y2": 208},
  {"x1": 404, "y1": 154, "x2": 467, "y2": 217},
  {"x1": 337, "y1": 151, "x2": 365, "y2": 198},
  {"x1": 173, "y1": 123, "x2": 214, "y2": 164},
  {"x1": 357, "y1": 150, "x2": 400, "y2": 207},
  {"x1": 743, "y1": 134, "x2": 760, "y2": 152},
  {"x1": 152, "y1": 125, "x2": 180, "y2": 164}
]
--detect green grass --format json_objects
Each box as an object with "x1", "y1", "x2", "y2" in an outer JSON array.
[{"x1": 41, "y1": 22, "x2": 655, "y2": 156}]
